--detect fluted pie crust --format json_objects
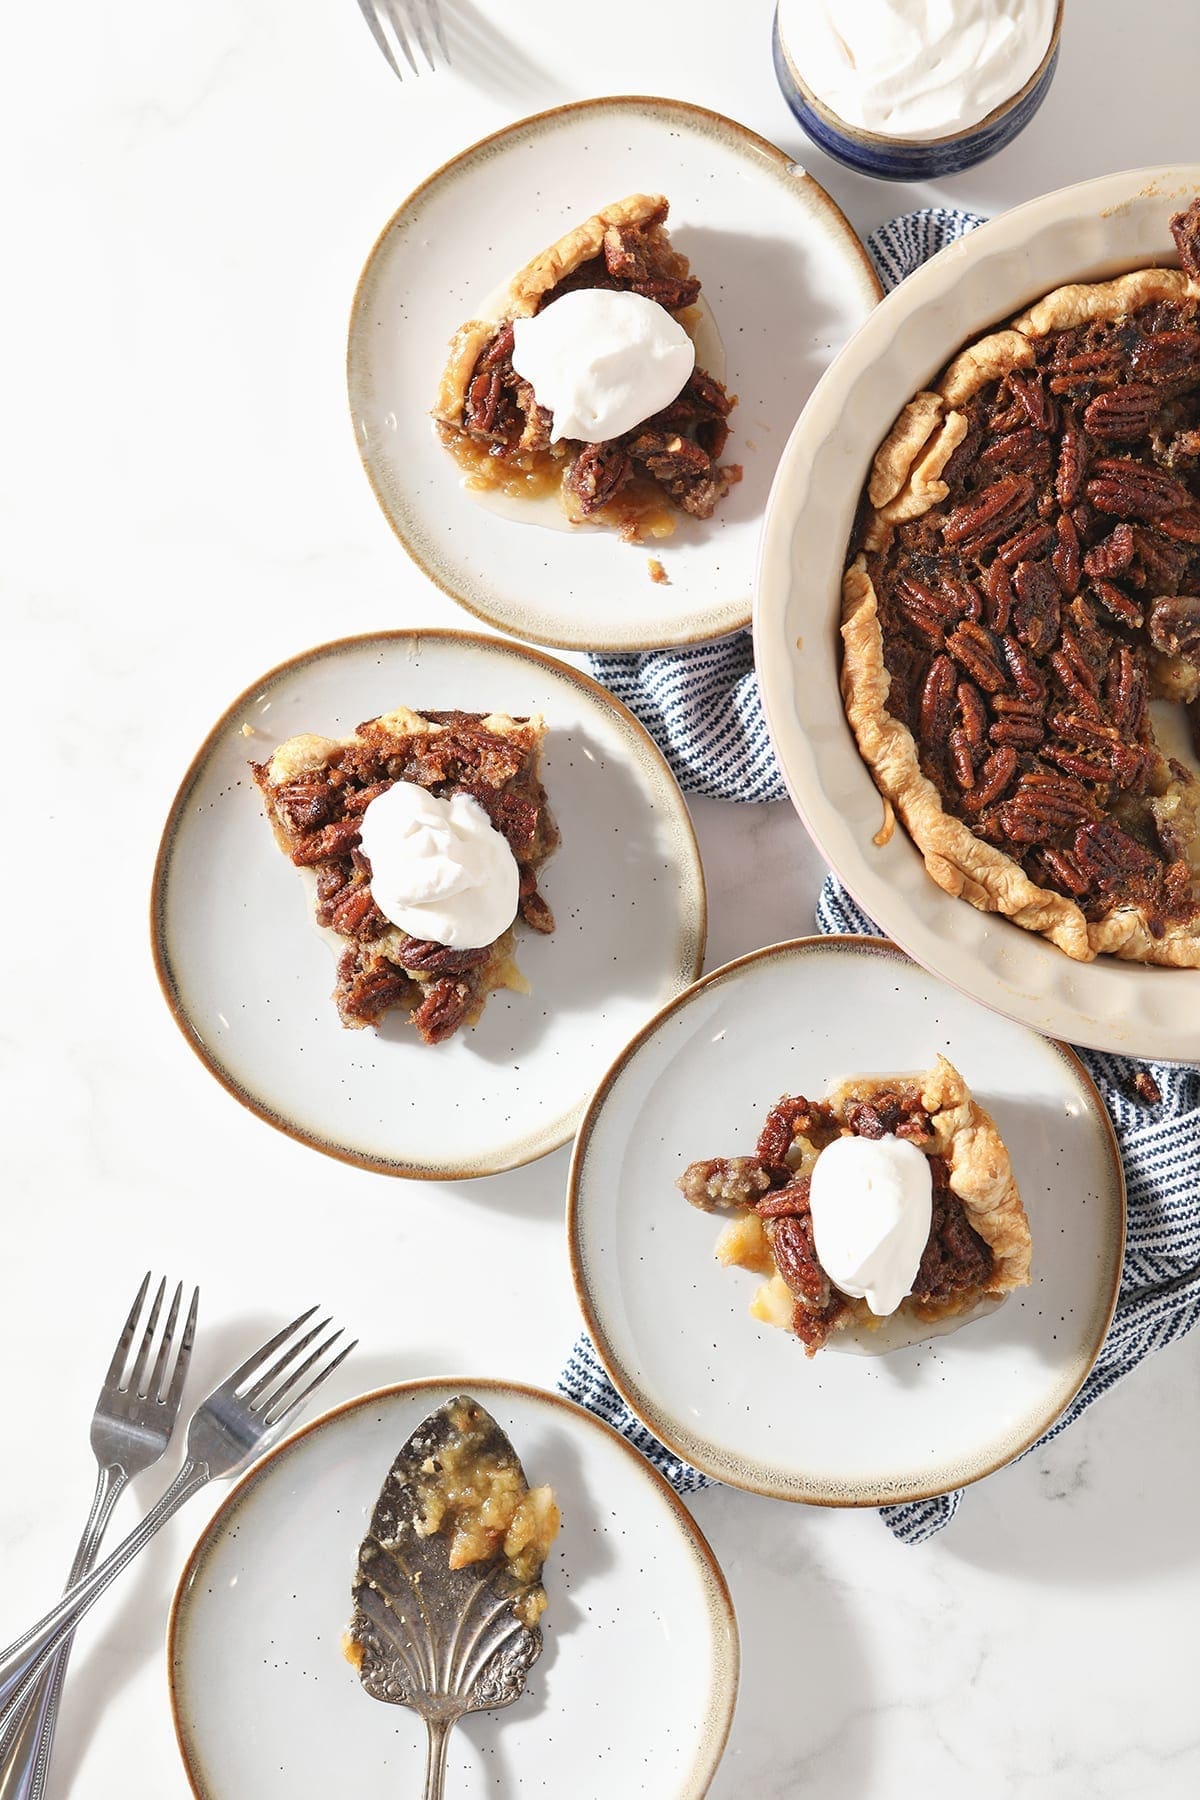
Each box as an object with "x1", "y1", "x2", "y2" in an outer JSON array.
[
  {"x1": 842, "y1": 256, "x2": 1200, "y2": 966},
  {"x1": 680, "y1": 1056, "x2": 1031, "y2": 1356}
]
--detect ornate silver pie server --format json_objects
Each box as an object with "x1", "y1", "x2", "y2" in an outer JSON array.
[{"x1": 347, "y1": 1397, "x2": 556, "y2": 1800}]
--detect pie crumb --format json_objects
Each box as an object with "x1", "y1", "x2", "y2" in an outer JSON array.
[
  {"x1": 1133, "y1": 1069, "x2": 1162, "y2": 1106},
  {"x1": 647, "y1": 557, "x2": 669, "y2": 585},
  {"x1": 873, "y1": 798, "x2": 896, "y2": 847}
]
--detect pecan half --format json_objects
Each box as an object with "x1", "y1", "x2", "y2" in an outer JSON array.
[
  {"x1": 756, "y1": 1096, "x2": 821, "y2": 1168},
  {"x1": 919, "y1": 654, "x2": 958, "y2": 744},
  {"x1": 398, "y1": 939, "x2": 492, "y2": 976},
  {"x1": 755, "y1": 1177, "x2": 814, "y2": 1220},
  {"x1": 411, "y1": 977, "x2": 475, "y2": 1045},
  {"x1": 946, "y1": 620, "x2": 1008, "y2": 692},
  {"x1": 1147, "y1": 594, "x2": 1200, "y2": 658},
  {"x1": 1051, "y1": 513, "x2": 1082, "y2": 596},
  {"x1": 1083, "y1": 383, "x2": 1159, "y2": 441},
  {"x1": 1083, "y1": 522, "x2": 1135, "y2": 579},
  {"x1": 1086, "y1": 457, "x2": 1191, "y2": 520},
  {"x1": 1090, "y1": 578, "x2": 1144, "y2": 629},
  {"x1": 767, "y1": 1215, "x2": 832, "y2": 1313},
  {"x1": 942, "y1": 476, "x2": 1035, "y2": 555}
]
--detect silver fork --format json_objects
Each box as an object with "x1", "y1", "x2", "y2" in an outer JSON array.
[
  {"x1": 357, "y1": 0, "x2": 448, "y2": 80},
  {"x1": 0, "y1": 1306, "x2": 355, "y2": 1728},
  {"x1": 0, "y1": 1274, "x2": 196, "y2": 1800}
]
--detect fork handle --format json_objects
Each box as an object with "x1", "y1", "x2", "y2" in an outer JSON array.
[
  {"x1": 0, "y1": 1465, "x2": 126, "y2": 1800},
  {"x1": 0, "y1": 1459, "x2": 210, "y2": 1727}
]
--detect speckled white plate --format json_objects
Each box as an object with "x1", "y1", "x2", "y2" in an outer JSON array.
[
  {"x1": 152, "y1": 630, "x2": 705, "y2": 1178},
  {"x1": 169, "y1": 1380, "x2": 738, "y2": 1800},
  {"x1": 756, "y1": 164, "x2": 1200, "y2": 1061},
  {"x1": 569, "y1": 937, "x2": 1125, "y2": 1506},
  {"x1": 347, "y1": 95, "x2": 880, "y2": 651}
]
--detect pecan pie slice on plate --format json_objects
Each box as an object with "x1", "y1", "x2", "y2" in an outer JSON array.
[
  {"x1": 679, "y1": 1056, "x2": 1031, "y2": 1355},
  {"x1": 252, "y1": 707, "x2": 557, "y2": 1045},
  {"x1": 433, "y1": 193, "x2": 740, "y2": 541},
  {"x1": 841, "y1": 199, "x2": 1200, "y2": 967},
  {"x1": 153, "y1": 629, "x2": 706, "y2": 1178},
  {"x1": 568, "y1": 936, "x2": 1122, "y2": 1504}
]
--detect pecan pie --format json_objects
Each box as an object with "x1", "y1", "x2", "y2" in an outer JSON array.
[
  {"x1": 841, "y1": 200, "x2": 1200, "y2": 965},
  {"x1": 252, "y1": 707, "x2": 557, "y2": 1044},
  {"x1": 678, "y1": 1056, "x2": 1030, "y2": 1355},
  {"x1": 434, "y1": 194, "x2": 740, "y2": 540}
]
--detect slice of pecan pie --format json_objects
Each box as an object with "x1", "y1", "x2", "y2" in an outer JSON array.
[
  {"x1": 252, "y1": 707, "x2": 557, "y2": 1045},
  {"x1": 678, "y1": 1056, "x2": 1030, "y2": 1355},
  {"x1": 841, "y1": 199, "x2": 1200, "y2": 965},
  {"x1": 433, "y1": 193, "x2": 740, "y2": 541}
]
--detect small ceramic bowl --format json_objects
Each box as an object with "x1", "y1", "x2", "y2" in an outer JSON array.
[{"x1": 772, "y1": 1, "x2": 1063, "y2": 181}]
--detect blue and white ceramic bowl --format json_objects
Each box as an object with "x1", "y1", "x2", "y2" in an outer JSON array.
[{"x1": 772, "y1": 1, "x2": 1063, "y2": 181}]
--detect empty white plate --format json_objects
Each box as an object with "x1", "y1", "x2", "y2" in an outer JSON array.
[
  {"x1": 569, "y1": 937, "x2": 1125, "y2": 1505},
  {"x1": 347, "y1": 95, "x2": 880, "y2": 650},
  {"x1": 152, "y1": 630, "x2": 705, "y2": 1177},
  {"x1": 169, "y1": 1380, "x2": 738, "y2": 1799}
]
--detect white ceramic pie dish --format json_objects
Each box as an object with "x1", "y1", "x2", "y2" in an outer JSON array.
[
  {"x1": 169, "y1": 1380, "x2": 738, "y2": 1800},
  {"x1": 755, "y1": 164, "x2": 1200, "y2": 1063},
  {"x1": 348, "y1": 95, "x2": 880, "y2": 652}
]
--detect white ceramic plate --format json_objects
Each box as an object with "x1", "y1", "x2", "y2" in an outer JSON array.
[
  {"x1": 755, "y1": 164, "x2": 1200, "y2": 1062},
  {"x1": 569, "y1": 937, "x2": 1125, "y2": 1506},
  {"x1": 152, "y1": 631, "x2": 706, "y2": 1177},
  {"x1": 348, "y1": 95, "x2": 880, "y2": 652},
  {"x1": 169, "y1": 1380, "x2": 738, "y2": 1800}
]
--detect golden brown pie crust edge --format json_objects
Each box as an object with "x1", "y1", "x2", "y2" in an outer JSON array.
[
  {"x1": 824, "y1": 1055, "x2": 1032, "y2": 1312},
  {"x1": 841, "y1": 264, "x2": 1200, "y2": 967},
  {"x1": 432, "y1": 193, "x2": 671, "y2": 426}
]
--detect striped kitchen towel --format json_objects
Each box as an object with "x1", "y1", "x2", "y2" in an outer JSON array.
[{"x1": 563, "y1": 211, "x2": 1200, "y2": 1544}]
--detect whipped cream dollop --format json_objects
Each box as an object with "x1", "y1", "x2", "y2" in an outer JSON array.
[
  {"x1": 510, "y1": 289, "x2": 695, "y2": 444},
  {"x1": 357, "y1": 782, "x2": 518, "y2": 949},
  {"x1": 809, "y1": 1132, "x2": 933, "y2": 1316},
  {"x1": 777, "y1": 0, "x2": 1056, "y2": 141}
]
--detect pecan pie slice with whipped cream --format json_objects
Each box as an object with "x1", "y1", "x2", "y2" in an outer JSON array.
[
  {"x1": 434, "y1": 194, "x2": 740, "y2": 541},
  {"x1": 252, "y1": 707, "x2": 557, "y2": 1045},
  {"x1": 679, "y1": 1056, "x2": 1030, "y2": 1355},
  {"x1": 841, "y1": 199, "x2": 1200, "y2": 965}
]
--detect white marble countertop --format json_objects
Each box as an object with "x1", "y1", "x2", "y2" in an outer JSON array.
[{"x1": 3, "y1": 1, "x2": 1199, "y2": 1794}]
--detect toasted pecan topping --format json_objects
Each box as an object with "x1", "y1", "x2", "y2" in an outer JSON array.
[{"x1": 854, "y1": 289, "x2": 1200, "y2": 936}]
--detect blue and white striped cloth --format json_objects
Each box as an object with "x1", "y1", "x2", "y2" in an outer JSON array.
[{"x1": 562, "y1": 211, "x2": 1200, "y2": 1544}]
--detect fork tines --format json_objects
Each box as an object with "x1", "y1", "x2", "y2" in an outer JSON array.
[
  {"x1": 106, "y1": 1273, "x2": 200, "y2": 1405},
  {"x1": 359, "y1": 0, "x2": 448, "y2": 82},
  {"x1": 226, "y1": 1306, "x2": 356, "y2": 1431}
]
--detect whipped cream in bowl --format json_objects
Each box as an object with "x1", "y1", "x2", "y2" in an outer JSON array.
[
  {"x1": 511, "y1": 289, "x2": 696, "y2": 445},
  {"x1": 774, "y1": 0, "x2": 1062, "y2": 177},
  {"x1": 808, "y1": 1132, "x2": 933, "y2": 1317},
  {"x1": 358, "y1": 781, "x2": 519, "y2": 949}
]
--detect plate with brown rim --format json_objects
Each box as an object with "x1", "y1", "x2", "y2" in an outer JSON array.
[
  {"x1": 169, "y1": 1378, "x2": 738, "y2": 1799},
  {"x1": 151, "y1": 629, "x2": 706, "y2": 1178},
  {"x1": 347, "y1": 94, "x2": 880, "y2": 652},
  {"x1": 568, "y1": 937, "x2": 1125, "y2": 1506},
  {"x1": 755, "y1": 165, "x2": 1200, "y2": 1061}
]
